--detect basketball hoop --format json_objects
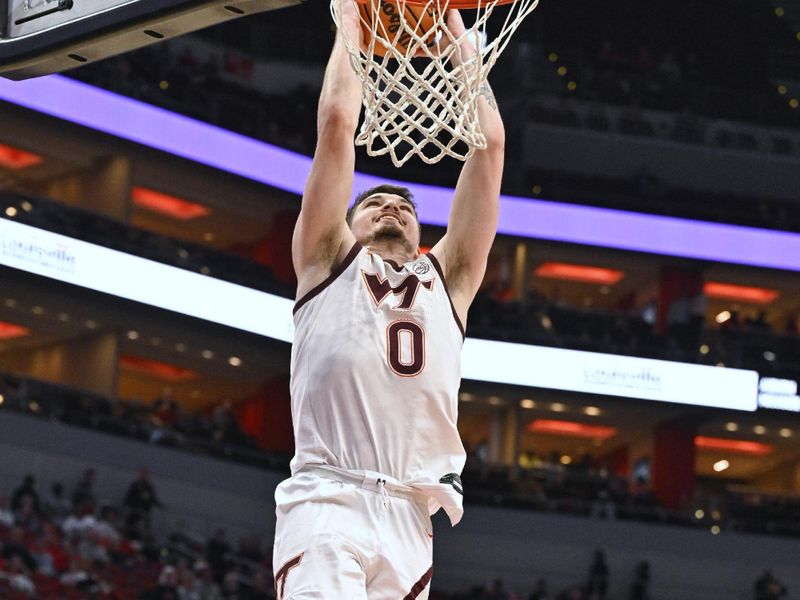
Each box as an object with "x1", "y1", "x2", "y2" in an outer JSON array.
[{"x1": 331, "y1": 0, "x2": 539, "y2": 167}]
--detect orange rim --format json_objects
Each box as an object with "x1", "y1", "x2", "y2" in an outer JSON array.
[{"x1": 356, "y1": 0, "x2": 520, "y2": 8}]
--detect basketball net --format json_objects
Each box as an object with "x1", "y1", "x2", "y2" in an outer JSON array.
[{"x1": 331, "y1": 0, "x2": 539, "y2": 167}]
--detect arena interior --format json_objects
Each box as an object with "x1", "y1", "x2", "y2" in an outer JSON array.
[{"x1": 1, "y1": 0, "x2": 800, "y2": 598}]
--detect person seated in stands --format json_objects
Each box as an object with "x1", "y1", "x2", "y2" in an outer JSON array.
[
  {"x1": 2, "y1": 526, "x2": 38, "y2": 572},
  {"x1": 12, "y1": 493, "x2": 42, "y2": 535}
]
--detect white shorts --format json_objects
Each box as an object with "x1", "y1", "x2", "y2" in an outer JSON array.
[{"x1": 273, "y1": 467, "x2": 434, "y2": 600}]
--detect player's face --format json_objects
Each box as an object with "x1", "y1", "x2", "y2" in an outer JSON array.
[{"x1": 350, "y1": 194, "x2": 420, "y2": 251}]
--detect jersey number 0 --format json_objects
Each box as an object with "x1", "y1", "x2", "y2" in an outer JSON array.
[{"x1": 386, "y1": 320, "x2": 425, "y2": 377}]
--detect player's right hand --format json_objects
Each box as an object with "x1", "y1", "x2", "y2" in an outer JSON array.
[{"x1": 337, "y1": 0, "x2": 363, "y2": 47}]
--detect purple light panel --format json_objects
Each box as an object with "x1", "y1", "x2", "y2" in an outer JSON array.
[{"x1": 1, "y1": 75, "x2": 799, "y2": 272}]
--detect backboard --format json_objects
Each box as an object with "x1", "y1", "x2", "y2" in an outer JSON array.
[{"x1": 1, "y1": 0, "x2": 305, "y2": 80}]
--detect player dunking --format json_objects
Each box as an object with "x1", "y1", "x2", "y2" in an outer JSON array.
[{"x1": 272, "y1": 1, "x2": 504, "y2": 597}]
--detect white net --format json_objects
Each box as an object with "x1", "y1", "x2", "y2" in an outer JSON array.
[{"x1": 331, "y1": 0, "x2": 539, "y2": 167}]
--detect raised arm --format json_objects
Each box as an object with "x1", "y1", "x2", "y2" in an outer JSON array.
[
  {"x1": 430, "y1": 11, "x2": 505, "y2": 324},
  {"x1": 292, "y1": 0, "x2": 361, "y2": 299}
]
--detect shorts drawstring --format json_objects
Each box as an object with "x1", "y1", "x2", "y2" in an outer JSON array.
[{"x1": 377, "y1": 478, "x2": 390, "y2": 509}]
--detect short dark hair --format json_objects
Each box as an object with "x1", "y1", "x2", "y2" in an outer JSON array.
[{"x1": 346, "y1": 184, "x2": 418, "y2": 226}]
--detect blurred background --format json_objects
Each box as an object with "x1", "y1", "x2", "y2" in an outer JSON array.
[{"x1": 1, "y1": 0, "x2": 800, "y2": 598}]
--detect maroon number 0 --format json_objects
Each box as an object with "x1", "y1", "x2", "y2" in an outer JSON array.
[{"x1": 386, "y1": 320, "x2": 425, "y2": 377}]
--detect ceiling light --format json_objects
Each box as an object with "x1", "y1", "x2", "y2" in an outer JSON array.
[
  {"x1": 459, "y1": 393, "x2": 474, "y2": 402},
  {"x1": 85, "y1": 320, "x2": 97, "y2": 329},
  {"x1": 175, "y1": 343, "x2": 186, "y2": 352},
  {"x1": 5, "y1": 207, "x2": 17, "y2": 217},
  {"x1": 0, "y1": 143, "x2": 42, "y2": 169},
  {"x1": 150, "y1": 337, "x2": 161, "y2": 346},
  {"x1": 710, "y1": 525, "x2": 721, "y2": 535},
  {"x1": 753, "y1": 425, "x2": 766, "y2": 435},
  {"x1": 57, "y1": 313, "x2": 70, "y2": 322},
  {"x1": 31, "y1": 306, "x2": 44, "y2": 315},
  {"x1": 695, "y1": 436, "x2": 773, "y2": 455},
  {"x1": 763, "y1": 351, "x2": 776, "y2": 362},
  {"x1": 228, "y1": 356, "x2": 242, "y2": 367},
  {"x1": 127, "y1": 330, "x2": 140, "y2": 340},
  {"x1": 120, "y1": 355, "x2": 196, "y2": 382},
  {"x1": 699, "y1": 344, "x2": 710, "y2": 355},
  {"x1": 713, "y1": 460, "x2": 730, "y2": 472},
  {"x1": 488, "y1": 396, "x2": 503, "y2": 406},
  {"x1": 0, "y1": 322, "x2": 30, "y2": 340},
  {"x1": 534, "y1": 262, "x2": 624, "y2": 285},
  {"x1": 584, "y1": 406, "x2": 601, "y2": 416},
  {"x1": 694, "y1": 509, "x2": 704, "y2": 519},
  {"x1": 0, "y1": 394, "x2": 4, "y2": 405},
  {"x1": 20, "y1": 201, "x2": 33, "y2": 212},
  {"x1": 131, "y1": 186, "x2": 210, "y2": 221},
  {"x1": 715, "y1": 311, "x2": 731, "y2": 324},
  {"x1": 520, "y1": 399, "x2": 536, "y2": 409},
  {"x1": 200, "y1": 266, "x2": 210, "y2": 275},
  {"x1": 540, "y1": 315, "x2": 553, "y2": 331},
  {"x1": 551, "y1": 402, "x2": 566, "y2": 412},
  {"x1": 528, "y1": 419, "x2": 617, "y2": 439},
  {"x1": 28, "y1": 401, "x2": 40, "y2": 413},
  {"x1": 779, "y1": 428, "x2": 792, "y2": 438},
  {"x1": 3, "y1": 299, "x2": 16, "y2": 308},
  {"x1": 201, "y1": 349, "x2": 214, "y2": 359},
  {"x1": 560, "y1": 455, "x2": 572, "y2": 465},
  {"x1": 203, "y1": 232, "x2": 215, "y2": 242},
  {"x1": 704, "y1": 282, "x2": 779, "y2": 304},
  {"x1": 724, "y1": 422, "x2": 738, "y2": 432}
]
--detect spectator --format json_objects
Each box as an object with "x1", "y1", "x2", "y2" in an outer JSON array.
[
  {"x1": 71, "y1": 468, "x2": 97, "y2": 513},
  {"x1": 124, "y1": 467, "x2": 163, "y2": 524},
  {"x1": 630, "y1": 561, "x2": 650, "y2": 600},
  {"x1": 192, "y1": 560, "x2": 223, "y2": 600},
  {"x1": 206, "y1": 528, "x2": 230, "y2": 584},
  {"x1": 2, "y1": 526, "x2": 38, "y2": 572},
  {"x1": 10, "y1": 474, "x2": 41, "y2": 515},
  {"x1": 145, "y1": 564, "x2": 180, "y2": 600},
  {"x1": 486, "y1": 577, "x2": 511, "y2": 600},
  {"x1": 529, "y1": 578, "x2": 550, "y2": 600},
  {"x1": 0, "y1": 495, "x2": 16, "y2": 526},
  {"x1": 755, "y1": 570, "x2": 787, "y2": 600},
  {"x1": 42, "y1": 481, "x2": 71, "y2": 523},
  {"x1": 586, "y1": 549, "x2": 609, "y2": 600}
]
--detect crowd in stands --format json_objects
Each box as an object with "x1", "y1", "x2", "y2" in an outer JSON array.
[
  {"x1": 2, "y1": 368, "x2": 800, "y2": 545},
  {"x1": 1, "y1": 463, "x2": 790, "y2": 599},
  {"x1": 469, "y1": 284, "x2": 800, "y2": 384},
  {"x1": 524, "y1": 167, "x2": 800, "y2": 234},
  {"x1": 0, "y1": 469, "x2": 272, "y2": 598},
  {"x1": 0, "y1": 192, "x2": 293, "y2": 297}
]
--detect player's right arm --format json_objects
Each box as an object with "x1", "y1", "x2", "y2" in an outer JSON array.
[{"x1": 292, "y1": 0, "x2": 361, "y2": 300}]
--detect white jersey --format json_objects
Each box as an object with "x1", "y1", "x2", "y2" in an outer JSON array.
[{"x1": 290, "y1": 242, "x2": 466, "y2": 524}]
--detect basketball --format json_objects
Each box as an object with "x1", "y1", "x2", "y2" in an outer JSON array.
[{"x1": 356, "y1": 0, "x2": 439, "y2": 57}]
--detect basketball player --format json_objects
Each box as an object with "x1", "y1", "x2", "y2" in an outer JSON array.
[{"x1": 273, "y1": 1, "x2": 504, "y2": 597}]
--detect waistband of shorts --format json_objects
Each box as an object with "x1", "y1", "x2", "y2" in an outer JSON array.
[{"x1": 299, "y1": 465, "x2": 422, "y2": 502}]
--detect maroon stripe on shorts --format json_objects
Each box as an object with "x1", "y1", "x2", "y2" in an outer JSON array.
[
  {"x1": 274, "y1": 552, "x2": 303, "y2": 599},
  {"x1": 403, "y1": 566, "x2": 433, "y2": 599}
]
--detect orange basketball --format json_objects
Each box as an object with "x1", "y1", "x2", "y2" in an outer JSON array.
[{"x1": 356, "y1": 0, "x2": 439, "y2": 57}]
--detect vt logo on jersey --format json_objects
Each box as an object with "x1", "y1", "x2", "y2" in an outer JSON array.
[{"x1": 362, "y1": 271, "x2": 434, "y2": 310}]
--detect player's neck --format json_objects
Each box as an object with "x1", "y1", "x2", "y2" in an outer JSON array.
[{"x1": 365, "y1": 240, "x2": 417, "y2": 265}]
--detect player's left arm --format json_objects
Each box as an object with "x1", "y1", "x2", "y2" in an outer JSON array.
[{"x1": 430, "y1": 11, "x2": 504, "y2": 326}]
